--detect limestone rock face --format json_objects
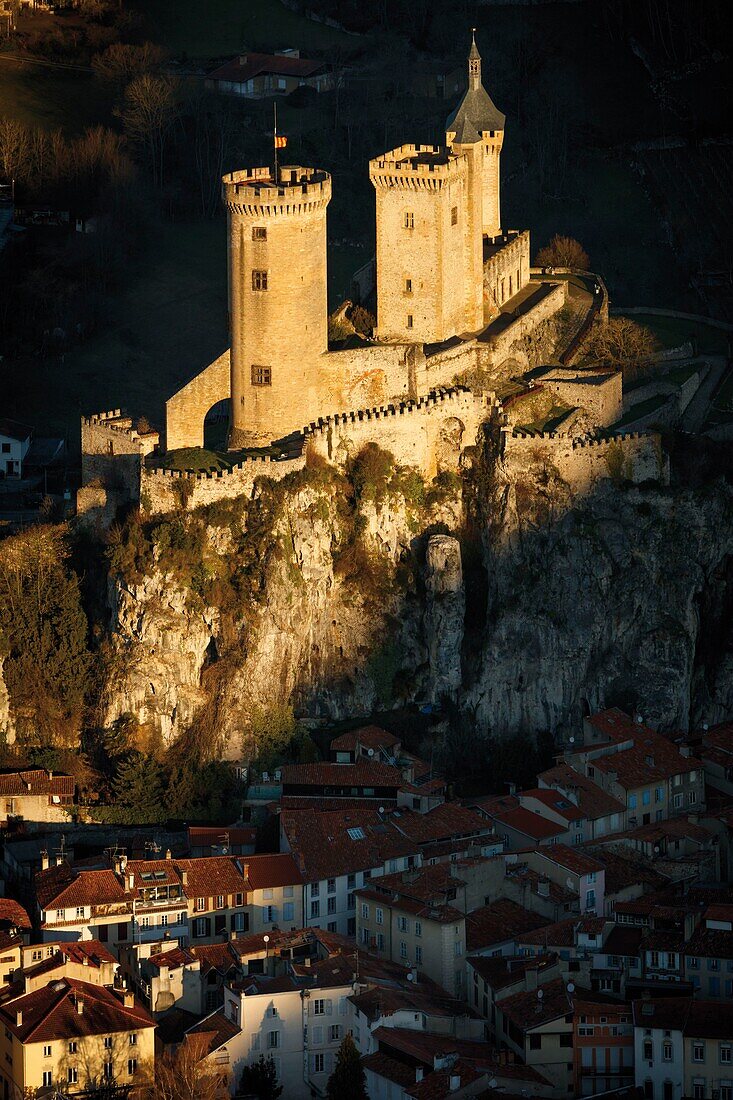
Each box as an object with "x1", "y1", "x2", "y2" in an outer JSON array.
[{"x1": 425, "y1": 535, "x2": 465, "y2": 702}]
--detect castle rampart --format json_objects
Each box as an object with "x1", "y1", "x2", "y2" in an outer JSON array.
[{"x1": 501, "y1": 427, "x2": 666, "y2": 492}]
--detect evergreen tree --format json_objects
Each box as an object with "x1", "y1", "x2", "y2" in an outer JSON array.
[
  {"x1": 111, "y1": 751, "x2": 166, "y2": 823},
  {"x1": 326, "y1": 1035, "x2": 367, "y2": 1100},
  {"x1": 237, "y1": 1056, "x2": 282, "y2": 1100}
]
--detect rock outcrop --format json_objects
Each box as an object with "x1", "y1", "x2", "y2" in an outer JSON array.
[{"x1": 425, "y1": 535, "x2": 465, "y2": 702}]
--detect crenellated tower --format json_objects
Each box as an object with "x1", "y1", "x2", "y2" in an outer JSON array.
[{"x1": 223, "y1": 165, "x2": 331, "y2": 448}]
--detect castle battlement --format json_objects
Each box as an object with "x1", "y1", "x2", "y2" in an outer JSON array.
[
  {"x1": 504, "y1": 427, "x2": 652, "y2": 449},
  {"x1": 304, "y1": 386, "x2": 491, "y2": 436},
  {"x1": 82, "y1": 409, "x2": 160, "y2": 448},
  {"x1": 222, "y1": 165, "x2": 331, "y2": 216},
  {"x1": 369, "y1": 144, "x2": 465, "y2": 190}
]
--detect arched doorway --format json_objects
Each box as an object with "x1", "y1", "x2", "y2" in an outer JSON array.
[{"x1": 204, "y1": 399, "x2": 230, "y2": 452}]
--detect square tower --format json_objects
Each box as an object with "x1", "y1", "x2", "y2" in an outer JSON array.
[{"x1": 369, "y1": 144, "x2": 484, "y2": 344}]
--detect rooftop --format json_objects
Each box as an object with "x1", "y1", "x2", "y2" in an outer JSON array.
[
  {"x1": 280, "y1": 806, "x2": 416, "y2": 882},
  {"x1": 280, "y1": 760, "x2": 402, "y2": 788},
  {"x1": 330, "y1": 725, "x2": 401, "y2": 753},
  {"x1": 537, "y1": 763, "x2": 625, "y2": 818},
  {"x1": 207, "y1": 50, "x2": 327, "y2": 84},
  {"x1": 632, "y1": 998, "x2": 733, "y2": 1039},
  {"x1": 498, "y1": 977, "x2": 580, "y2": 1031},
  {"x1": 0, "y1": 978, "x2": 153, "y2": 1043},
  {"x1": 465, "y1": 900, "x2": 551, "y2": 953},
  {"x1": 0, "y1": 769, "x2": 73, "y2": 798},
  {"x1": 489, "y1": 805, "x2": 566, "y2": 842}
]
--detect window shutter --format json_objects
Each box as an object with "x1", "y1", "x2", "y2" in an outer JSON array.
[
  {"x1": 308, "y1": 1000, "x2": 314, "y2": 1017},
  {"x1": 313, "y1": 1025, "x2": 323, "y2": 1045},
  {"x1": 230, "y1": 915, "x2": 236, "y2": 931},
  {"x1": 338, "y1": 996, "x2": 346, "y2": 1016},
  {"x1": 271, "y1": 907, "x2": 278, "y2": 922},
  {"x1": 326, "y1": 1053, "x2": 333, "y2": 1073},
  {"x1": 205, "y1": 917, "x2": 211, "y2": 937},
  {"x1": 326, "y1": 999, "x2": 333, "y2": 1016}
]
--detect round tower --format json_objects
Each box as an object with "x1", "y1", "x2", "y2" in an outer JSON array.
[{"x1": 223, "y1": 165, "x2": 331, "y2": 448}]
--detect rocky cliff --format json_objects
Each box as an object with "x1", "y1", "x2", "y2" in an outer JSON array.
[{"x1": 81, "y1": 442, "x2": 733, "y2": 755}]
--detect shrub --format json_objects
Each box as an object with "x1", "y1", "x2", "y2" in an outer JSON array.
[{"x1": 535, "y1": 235, "x2": 589, "y2": 270}]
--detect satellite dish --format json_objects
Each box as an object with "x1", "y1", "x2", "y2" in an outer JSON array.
[
  {"x1": 367, "y1": 748, "x2": 375, "y2": 757},
  {"x1": 537, "y1": 988, "x2": 544, "y2": 1000},
  {"x1": 566, "y1": 877, "x2": 575, "y2": 890},
  {"x1": 378, "y1": 806, "x2": 385, "y2": 815},
  {"x1": 567, "y1": 982, "x2": 575, "y2": 994},
  {"x1": 703, "y1": 723, "x2": 709, "y2": 731},
  {"x1": 263, "y1": 935, "x2": 270, "y2": 944},
  {"x1": 406, "y1": 972, "x2": 415, "y2": 982},
  {"x1": 653, "y1": 845, "x2": 660, "y2": 854},
  {"x1": 489, "y1": 1080, "x2": 498, "y2": 1090},
  {"x1": 568, "y1": 736, "x2": 575, "y2": 744}
]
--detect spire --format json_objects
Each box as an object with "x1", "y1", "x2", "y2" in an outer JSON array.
[
  {"x1": 469, "y1": 28, "x2": 481, "y2": 91},
  {"x1": 446, "y1": 30, "x2": 506, "y2": 140}
]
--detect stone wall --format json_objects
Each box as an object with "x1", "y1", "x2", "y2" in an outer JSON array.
[
  {"x1": 141, "y1": 452, "x2": 307, "y2": 515},
  {"x1": 478, "y1": 280, "x2": 568, "y2": 372},
  {"x1": 532, "y1": 367, "x2": 622, "y2": 427},
  {"x1": 306, "y1": 387, "x2": 495, "y2": 479},
  {"x1": 166, "y1": 351, "x2": 231, "y2": 452},
  {"x1": 483, "y1": 230, "x2": 531, "y2": 320},
  {"x1": 80, "y1": 410, "x2": 160, "y2": 506},
  {"x1": 502, "y1": 428, "x2": 665, "y2": 492}
]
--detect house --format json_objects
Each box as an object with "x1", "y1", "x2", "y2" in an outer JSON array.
[
  {"x1": 205, "y1": 49, "x2": 335, "y2": 98},
  {"x1": 503, "y1": 860, "x2": 580, "y2": 921},
  {"x1": 187, "y1": 825, "x2": 257, "y2": 857},
  {"x1": 466, "y1": 952, "x2": 564, "y2": 1039},
  {"x1": 355, "y1": 864, "x2": 468, "y2": 997},
  {"x1": 537, "y1": 762, "x2": 627, "y2": 840},
  {"x1": 573, "y1": 995, "x2": 635, "y2": 1097},
  {"x1": 243, "y1": 852, "x2": 303, "y2": 935},
  {"x1": 0, "y1": 418, "x2": 32, "y2": 479},
  {"x1": 493, "y1": 976, "x2": 585, "y2": 1094},
  {"x1": 329, "y1": 725, "x2": 402, "y2": 764},
  {"x1": 594, "y1": 817, "x2": 720, "y2": 884},
  {"x1": 280, "y1": 806, "x2": 419, "y2": 937},
  {"x1": 699, "y1": 723, "x2": 733, "y2": 795},
  {"x1": 0, "y1": 899, "x2": 32, "y2": 985},
  {"x1": 684, "y1": 905, "x2": 733, "y2": 998},
  {"x1": 632, "y1": 998, "x2": 733, "y2": 1100},
  {"x1": 479, "y1": 799, "x2": 568, "y2": 850},
  {"x1": 518, "y1": 844, "x2": 606, "y2": 916},
  {"x1": 17, "y1": 940, "x2": 118, "y2": 993},
  {"x1": 465, "y1": 898, "x2": 551, "y2": 957},
  {"x1": 279, "y1": 760, "x2": 403, "y2": 802},
  {"x1": 0, "y1": 769, "x2": 74, "y2": 828},
  {"x1": 0, "y1": 977, "x2": 155, "y2": 1097},
  {"x1": 350, "y1": 980, "x2": 484, "y2": 1053}
]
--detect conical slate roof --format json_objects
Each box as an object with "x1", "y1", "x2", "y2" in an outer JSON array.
[{"x1": 446, "y1": 34, "x2": 505, "y2": 138}]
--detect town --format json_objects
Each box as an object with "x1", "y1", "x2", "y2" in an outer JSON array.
[{"x1": 1, "y1": 707, "x2": 733, "y2": 1099}]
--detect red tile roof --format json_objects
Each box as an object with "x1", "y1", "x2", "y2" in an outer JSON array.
[
  {"x1": 184, "y1": 1009, "x2": 240, "y2": 1054},
  {"x1": 467, "y1": 952, "x2": 558, "y2": 991},
  {"x1": 490, "y1": 806, "x2": 566, "y2": 841},
  {"x1": 244, "y1": 852, "x2": 302, "y2": 890},
  {"x1": 388, "y1": 803, "x2": 491, "y2": 846},
  {"x1": 0, "y1": 899, "x2": 31, "y2": 930},
  {"x1": 520, "y1": 788, "x2": 585, "y2": 822},
  {"x1": 585, "y1": 708, "x2": 643, "y2": 743},
  {"x1": 498, "y1": 976, "x2": 579, "y2": 1030},
  {"x1": 591, "y1": 729, "x2": 695, "y2": 787},
  {"x1": 0, "y1": 769, "x2": 74, "y2": 797},
  {"x1": 632, "y1": 998, "x2": 733, "y2": 1039},
  {"x1": 207, "y1": 51, "x2": 326, "y2": 84},
  {"x1": 362, "y1": 1051, "x2": 416, "y2": 1089},
  {"x1": 465, "y1": 900, "x2": 551, "y2": 952},
  {"x1": 36, "y1": 864, "x2": 126, "y2": 911},
  {"x1": 0, "y1": 978, "x2": 154, "y2": 1043},
  {"x1": 536, "y1": 844, "x2": 604, "y2": 876},
  {"x1": 407, "y1": 1058, "x2": 483, "y2": 1099},
  {"x1": 685, "y1": 926, "x2": 733, "y2": 961},
  {"x1": 281, "y1": 806, "x2": 417, "y2": 882},
  {"x1": 537, "y1": 764, "x2": 626, "y2": 817},
  {"x1": 516, "y1": 917, "x2": 579, "y2": 950},
  {"x1": 330, "y1": 725, "x2": 400, "y2": 752},
  {"x1": 281, "y1": 761, "x2": 402, "y2": 787}
]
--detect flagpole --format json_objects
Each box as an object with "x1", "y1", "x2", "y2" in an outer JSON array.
[{"x1": 273, "y1": 101, "x2": 279, "y2": 185}]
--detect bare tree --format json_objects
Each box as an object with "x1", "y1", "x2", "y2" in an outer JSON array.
[
  {"x1": 92, "y1": 41, "x2": 167, "y2": 91},
  {"x1": 119, "y1": 74, "x2": 179, "y2": 189},
  {"x1": 145, "y1": 1038, "x2": 228, "y2": 1100},
  {"x1": 0, "y1": 118, "x2": 32, "y2": 182},
  {"x1": 535, "y1": 235, "x2": 590, "y2": 270},
  {"x1": 584, "y1": 316, "x2": 659, "y2": 379}
]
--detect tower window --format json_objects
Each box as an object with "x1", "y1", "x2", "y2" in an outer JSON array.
[
  {"x1": 404, "y1": 212, "x2": 414, "y2": 229},
  {"x1": 251, "y1": 365, "x2": 272, "y2": 386},
  {"x1": 509, "y1": 275, "x2": 513, "y2": 296},
  {"x1": 451, "y1": 206, "x2": 458, "y2": 226},
  {"x1": 252, "y1": 270, "x2": 268, "y2": 290},
  {"x1": 405, "y1": 278, "x2": 412, "y2": 293},
  {"x1": 407, "y1": 314, "x2": 414, "y2": 329},
  {"x1": 252, "y1": 227, "x2": 267, "y2": 241}
]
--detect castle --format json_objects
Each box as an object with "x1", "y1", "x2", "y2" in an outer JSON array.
[{"x1": 79, "y1": 35, "x2": 665, "y2": 521}]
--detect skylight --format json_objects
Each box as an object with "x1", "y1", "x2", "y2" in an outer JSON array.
[{"x1": 347, "y1": 827, "x2": 366, "y2": 840}]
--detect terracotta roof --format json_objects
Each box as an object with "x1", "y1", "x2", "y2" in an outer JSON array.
[
  {"x1": 465, "y1": 900, "x2": 551, "y2": 952},
  {"x1": 504, "y1": 863, "x2": 576, "y2": 904},
  {"x1": 407, "y1": 1058, "x2": 483, "y2": 1099},
  {"x1": 372, "y1": 1027, "x2": 550, "y2": 1086},
  {"x1": 516, "y1": 917, "x2": 579, "y2": 950},
  {"x1": 185, "y1": 1009, "x2": 240, "y2": 1054},
  {"x1": 537, "y1": 764, "x2": 625, "y2": 818},
  {"x1": 467, "y1": 952, "x2": 558, "y2": 991},
  {"x1": 498, "y1": 977, "x2": 579, "y2": 1030},
  {"x1": 23, "y1": 941, "x2": 118, "y2": 981},
  {"x1": 586, "y1": 849, "x2": 668, "y2": 894},
  {"x1": 280, "y1": 806, "x2": 417, "y2": 882},
  {"x1": 520, "y1": 788, "x2": 585, "y2": 822},
  {"x1": 162, "y1": 856, "x2": 246, "y2": 897},
  {"x1": 207, "y1": 51, "x2": 326, "y2": 84},
  {"x1": 685, "y1": 926, "x2": 733, "y2": 961},
  {"x1": 362, "y1": 1051, "x2": 416, "y2": 1088},
  {"x1": 280, "y1": 795, "x2": 398, "y2": 811},
  {"x1": 536, "y1": 844, "x2": 604, "y2": 876},
  {"x1": 351, "y1": 983, "x2": 469, "y2": 1023},
  {"x1": 0, "y1": 978, "x2": 154, "y2": 1043},
  {"x1": 358, "y1": 886, "x2": 463, "y2": 924},
  {"x1": 280, "y1": 761, "x2": 402, "y2": 787},
  {"x1": 36, "y1": 864, "x2": 126, "y2": 911},
  {"x1": 330, "y1": 725, "x2": 400, "y2": 752},
  {"x1": 388, "y1": 803, "x2": 491, "y2": 846},
  {"x1": 0, "y1": 899, "x2": 31, "y2": 930},
  {"x1": 0, "y1": 769, "x2": 74, "y2": 797},
  {"x1": 585, "y1": 708, "x2": 644, "y2": 743},
  {"x1": 704, "y1": 903, "x2": 733, "y2": 924},
  {"x1": 244, "y1": 852, "x2": 302, "y2": 890},
  {"x1": 489, "y1": 806, "x2": 566, "y2": 841},
  {"x1": 591, "y1": 729, "x2": 695, "y2": 787},
  {"x1": 468, "y1": 793, "x2": 519, "y2": 817}
]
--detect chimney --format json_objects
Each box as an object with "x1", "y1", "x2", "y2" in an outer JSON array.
[
  {"x1": 449, "y1": 1075, "x2": 461, "y2": 1092},
  {"x1": 48, "y1": 770, "x2": 53, "y2": 780},
  {"x1": 165, "y1": 849, "x2": 172, "y2": 860},
  {"x1": 415, "y1": 1067, "x2": 424, "y2": 1083},
  {"x1": 128, "y1": 873, "x2": 135, "y2": 890},
  {"x1": 123, "y1": 991, "x2": 135, "y2": 1009},
  {"x1": 524, "y1": 967, "x2": 538, "y2": 992},
  {"x1": 15, "y1": 1010, "x2": 22, "y2": 1027},
  {"x1": 181, "y1": 870, "x2": 188, "y2": 886},
  {"x1": 82, "y1": 955, "x2": 89, "y2": 966},
  {"x1": 76, "y1": 997, "x2": 84, "y2": 1016},
  {"x1": 55, "y1": 855, "x2": 63, "y2": 867},
  {"x1": 538, "y1": 879, "x2": 550, "y2": 897},
  {"x1": 41, "y1": 850, "x2": 50, "y2": 871},
  {"x1": 680, "y1": 745, "x2": 691, "y2": 758},
  {"x1": 239, "y1": 54, "x2": 247, "y2": 66}
]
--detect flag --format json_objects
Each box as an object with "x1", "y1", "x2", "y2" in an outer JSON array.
[{"x1": 275, "y1": 135, "x2": 288, "y2": 149}]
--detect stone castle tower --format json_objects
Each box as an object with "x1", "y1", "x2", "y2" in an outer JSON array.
[
  {"x1": 223, "y1": 165, "x2": 331, "y2": 447},
  {"x1": 370, "y1": 33, "x2": 505, "y2": 345}
]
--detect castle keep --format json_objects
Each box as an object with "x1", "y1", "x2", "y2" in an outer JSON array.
[{"x1": 80, "y1": 35, "x2": 665, "y2": 520}]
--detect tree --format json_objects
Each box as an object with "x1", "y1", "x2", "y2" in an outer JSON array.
[
  {"x1": 326, "y1": 1035, "x2": 368, "y2": 1100},
  {"x1": 584, "y1": 317, "x2": 659, "y2": 379},
  {"x1": 237, "y1": 1056, "x2": 283, "y2": 1100},
  {"x1": 119, "y1": 73, "x2": 179, "y2": 188},
  {"x1": 535, "y1": 235, "x2": 590, "y2": 271},
  {"x1": 92, "y1": 42, "x2": 167, "y2": 90},
  {"x1": 109, "y1": 751, "x2": 166, "y2": 822}
]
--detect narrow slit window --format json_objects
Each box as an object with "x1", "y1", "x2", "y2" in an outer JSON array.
[
  {"x1": 404, "y1": 211, "x2": 414, "y2": 229},
  {"x1": 451, "y1": 206, "x2": 458, "y2": 225},
  {"x1": 407, "y1": 314, "x2": 414, "y2": 329}
]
